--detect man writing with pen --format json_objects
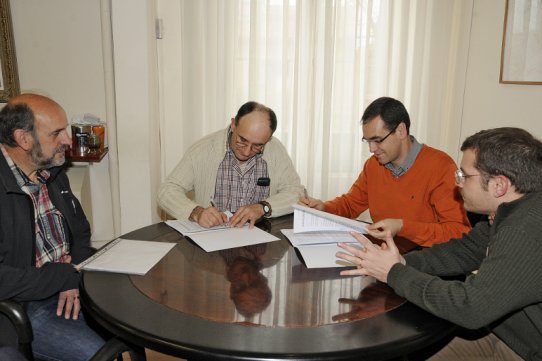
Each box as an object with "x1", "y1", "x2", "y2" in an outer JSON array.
[{"x1": 158, "y1": 101, "x2": 304, "y2": 228}]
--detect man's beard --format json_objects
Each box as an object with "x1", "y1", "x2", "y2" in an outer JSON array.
[{"x1": 30, "y1": 140, "x2": 68, "y2": 169}]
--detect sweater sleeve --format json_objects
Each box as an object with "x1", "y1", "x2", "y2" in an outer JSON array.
[
  {"x1": 264, "y1": 139, "x2": 304, "y2": 217},
  {"x1": 388, "y1": 225, "x2": 542, "y2": 329},
  {"x1": 400, "y1": 155, "x2": 471, "y2": 246},
  {"x1": 157, "y1": 148, "x2": 201, "y2": 220}
]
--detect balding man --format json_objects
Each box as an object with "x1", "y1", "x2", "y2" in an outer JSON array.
[
  {"x1": 158, "y1": 101, "x2": 303, "y2": 228},
  {"x1": 0, "y1": 94, "x2": 105, "y2": 360}
]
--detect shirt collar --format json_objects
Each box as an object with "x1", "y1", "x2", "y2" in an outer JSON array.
[
  {"x1": 0, "y1": 144, "x2": 50, "y2": 187},
  {"x1": 385, "y1": 136, "x2": 423, "y2": 177}
]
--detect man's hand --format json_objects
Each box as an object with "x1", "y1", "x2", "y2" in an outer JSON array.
[
  {"x1": 229, "y1": 203, "x2": 264, "y2": 228},
  {"x1": 190, "y1": 206, "x2": 228, "y2": 228},
  {"x1": 298, "y1": 196, "x2": 326, "y2": 211},
  {"x1": 336, "y1": 231, "x2": 405, "y2": 283},
  {"x1": 366, "y1": 218, "x2": 403, "y2": 240},
  {"x1": 57, "y1": 289, "x2": 81, "y2": 320}
]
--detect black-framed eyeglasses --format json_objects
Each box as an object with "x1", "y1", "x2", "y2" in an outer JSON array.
[
  {"x1": 455, "y1": 169, "x2": 481, "y2": 184},
  {"x1": 362, "y1": 124, "x2": 399, "y2": 145}
]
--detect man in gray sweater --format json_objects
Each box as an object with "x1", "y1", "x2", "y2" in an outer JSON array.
[{"x1": 337, "y1": 127, "x2": 542, "y2": 360}]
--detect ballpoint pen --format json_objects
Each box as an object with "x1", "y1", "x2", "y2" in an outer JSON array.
[{"x1": 303, "y1": 188, "x2": 309, "y2": 199}]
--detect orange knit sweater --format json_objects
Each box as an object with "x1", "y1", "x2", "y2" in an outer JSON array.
[{"x1": 324, "y1": 145, "x2": 470, "y2": 246}]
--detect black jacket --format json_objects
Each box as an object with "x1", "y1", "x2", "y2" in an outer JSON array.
[{"x1": 0, "y1": 153, "x2": 93, "y2": 302}]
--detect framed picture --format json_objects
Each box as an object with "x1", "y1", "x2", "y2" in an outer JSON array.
[
  {"x1": 0, "y1": 0, "x2": 19, "y2": 102},
  {"x1": 500, "y1": 0, "x2": 542, "y2": 85}
]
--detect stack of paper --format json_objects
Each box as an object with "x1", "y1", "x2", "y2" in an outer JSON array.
[
  {"x1": 165, "y1": 219, "x2": 279, "y2": 252},
  {"x1": 281, "y1": 204, "x2": 369, "y2": 268},
  {"x1": 78, "y1": 238, "x2": 176, "y2": 275}
]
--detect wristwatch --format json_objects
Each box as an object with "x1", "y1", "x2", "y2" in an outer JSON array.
[{"x1": 259, "y1": 201, "x2": 272, "y2": 218}]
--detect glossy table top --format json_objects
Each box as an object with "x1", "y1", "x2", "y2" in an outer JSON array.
[{"x1": 81, "y1": 216, "x2": 454, "y2": 361}]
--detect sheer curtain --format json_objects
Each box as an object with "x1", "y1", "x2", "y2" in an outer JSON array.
[
  {"x1": 155, "y1": 0, "x2": 472, "y2": 325},
  {"x1": 156, "y1": 0, "x2": 473, "y2": 200}
]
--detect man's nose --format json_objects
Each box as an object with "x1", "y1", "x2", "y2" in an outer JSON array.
[
  {"x1": 369, "y1": 141, "x2": 378, "y2": 153},
  {"x1": 61, "y1": 131, "x2": 72, "y2": 146},
  {"x1": 241, "y1": 146, "x2": 253, "y2": 157}
]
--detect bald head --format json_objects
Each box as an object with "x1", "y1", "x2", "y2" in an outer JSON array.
[
  {"x1": 8, "y1": 93, "x2": 62, "y2": 108},
  {"x1": 0, "y1": 93, "x2": 71, "y2": 172},
  {"x1": 0, "y1": 93, "x2": 67, "y2": 147}
]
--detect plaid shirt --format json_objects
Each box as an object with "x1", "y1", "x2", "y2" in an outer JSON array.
[
  {"x1": 214, "y1": 130, "x2": 270, "y2": 212},
  {"x1": 1, "y1": 146, "x2": 70, "y2": 267}
]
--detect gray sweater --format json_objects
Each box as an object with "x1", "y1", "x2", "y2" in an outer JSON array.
[{"x1": 388, "y1": 192, "x2": 542, "y2": 361}]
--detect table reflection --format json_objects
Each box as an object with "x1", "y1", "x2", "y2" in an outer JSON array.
[
  {"x1": 130, "y1": 225, "x2": 406, "y2": 328},
  {"x1": 220, "y1": 245, "x2": 273, "y2": 321}
]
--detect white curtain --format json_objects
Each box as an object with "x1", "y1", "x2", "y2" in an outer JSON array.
[{"x1": 156, "y1": 0, "x2": 473, "y2": 200}]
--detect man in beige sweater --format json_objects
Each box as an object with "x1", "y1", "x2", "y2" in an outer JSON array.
[{"x1": 158, "y1": 101, "x2": 303, "y2": 228}]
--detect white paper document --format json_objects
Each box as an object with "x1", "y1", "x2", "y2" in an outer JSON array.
[
  {"x1": 281, "y1": 205, "x2": 370, "y2": 268},
  {"x1": 292, "y1": 204, "x2": 368, "y2": 234},
  {"x1": 165, "y1": 219, "x2": 228, "y2": 234},
  {"x1": 281, "y1": 229, "x2": 360, "y2": 268},
  {"x1": 165, "y1": 214, "x2": 233, "y2": 235},
  {"x1": 165, "y1": 220, "x2": 280, "y2": 252},
  {"x1": 78, "y1": 238, "x2": 176, "y2": 275}
]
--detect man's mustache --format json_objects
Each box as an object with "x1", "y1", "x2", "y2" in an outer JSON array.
[{"x1": 56, "y1": 144, "x2": 70, "y2": 154}]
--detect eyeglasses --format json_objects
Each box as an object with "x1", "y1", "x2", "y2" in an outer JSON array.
[
  {"x1": 362, "y1": 124, "x2": 399, "y2": 145},
  {"x1": 234, "y1": 133, "x2": 266, "y2": 153},
  {"x1": 455, "y1": 169, "x2": 482, "y2": 184}
]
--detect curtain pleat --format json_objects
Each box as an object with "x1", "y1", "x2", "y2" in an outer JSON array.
[{"x1": 158, "y1": 0, "x2": 473, "y2": 199}]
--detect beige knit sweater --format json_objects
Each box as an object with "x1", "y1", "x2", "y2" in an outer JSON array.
[{"x1": 158, "y1": 127, "x2": 304, "y2": 220}]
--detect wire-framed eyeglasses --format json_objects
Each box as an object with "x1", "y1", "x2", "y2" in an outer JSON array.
[
  {"x1": 234, "y1": 133, "x2": 266, "y2": 153},
  {"x1": 455, "y1": 169, "x2": 482, "y2": 184},
  {"x1": 362, "y1": 124, "x2": 399, "y2": 145}
]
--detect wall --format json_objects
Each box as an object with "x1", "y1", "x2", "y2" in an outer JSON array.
[
  {"x1": 110, "y1": 0, "x2": 162, "y2": 234},
  {"x1": 9, "y1": 0, "x2": 116, "y2": 241},
  {"x1": 458, "y1": 0, "x2": 542, "y2": 161}
]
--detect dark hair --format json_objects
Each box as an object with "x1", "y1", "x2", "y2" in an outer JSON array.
[
  {"x1": 361, "y1": 97, "x2": 410, "y2": 134},
  {"x1": 461, "y1": 127, "x2": 542, "y2": 193},
  {"x1": 0, "y1": 103, "x2": 35, "y2": 147},
  {"x1": 234, "y1": 101, "x2": 277, "y2": 133}
]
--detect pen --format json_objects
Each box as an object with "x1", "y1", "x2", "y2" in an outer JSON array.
[
  {"x1": 210, "y1": 198, "x2": 217, "y2": 208},
  {"x1": 303, "y1": 188, "x2": 308, "y2": 199}
]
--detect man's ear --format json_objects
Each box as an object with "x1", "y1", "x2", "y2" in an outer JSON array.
[
  {"x1": 492, "y1": 175, "x2": 510, "y2": 198},
  {"x1": 397, "y1": 122, "x2": 408, "y2": 139},
  {"x1": 13, "y1": 129, "x2": 34, "y2": 151},
  {"x1": 230, "y1": 118, "x2": 236, "y2": 130}
]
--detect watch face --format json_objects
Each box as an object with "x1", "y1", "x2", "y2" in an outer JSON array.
[{"x1": 260, "y1": 202, "x2": 270, "y2": 215}]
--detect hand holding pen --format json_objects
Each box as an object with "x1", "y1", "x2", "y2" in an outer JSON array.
[
  {"x1": 298, "y1": 187, "x2": 326, "y2": 211},
  {"x1": 191, "y1": 198, "x2": 229, "y2": 228}
]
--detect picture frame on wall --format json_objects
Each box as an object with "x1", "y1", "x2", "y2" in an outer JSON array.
[
  {"x1": 500, "y1": 0, "x2": 542, "y2": 85},
  {"x1": 0, "y1": 0, "x2": 20, "y2": 102}
]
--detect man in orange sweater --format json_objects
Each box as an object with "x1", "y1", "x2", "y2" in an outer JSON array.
[{"x1": 300, "y1": 97, "x2": 470, "y2": 246}]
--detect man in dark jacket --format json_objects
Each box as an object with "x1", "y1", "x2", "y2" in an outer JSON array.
[
  {"x1": 336, "y1": 127, "x2": 542, "y2": 360},
  {"x1": 0, "y1": 94, "x2": 104, "y2": 360}
]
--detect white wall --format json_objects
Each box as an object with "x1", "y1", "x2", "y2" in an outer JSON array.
[
  {"x1": 110, "y1": 0, "x2": 162, "y2": 234},
  {"x1": 458, "y1": 0, "x2": 542, "y2": 161},
  {"x1": 9, "y1": 0, "x2": 115, "y2": 241}
]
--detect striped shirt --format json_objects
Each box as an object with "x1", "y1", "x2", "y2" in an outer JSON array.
[{"x1": 213, "y1": 130, "x2": 270, "y2": 212}]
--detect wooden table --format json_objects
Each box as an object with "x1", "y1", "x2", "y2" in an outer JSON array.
[{"x1": 81, "y1": 215, "x2": 455, "y2": 360}]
